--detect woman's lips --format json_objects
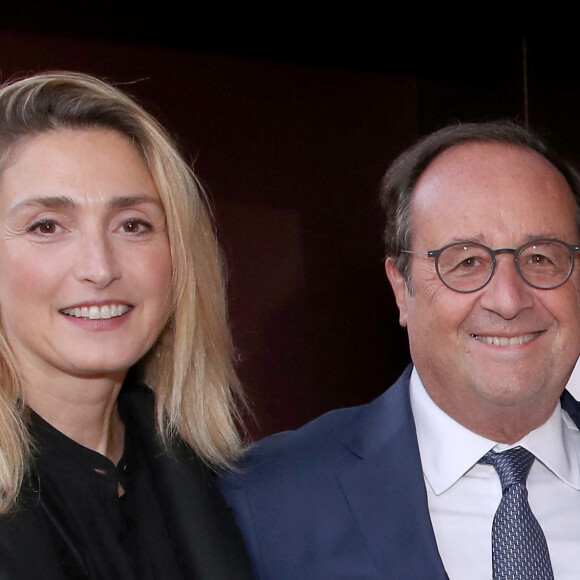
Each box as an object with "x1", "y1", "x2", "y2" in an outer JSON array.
[{"x1": 60, "y1": 304, "x2": 132, "y2": 320}]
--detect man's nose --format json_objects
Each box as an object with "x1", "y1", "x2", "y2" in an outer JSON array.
[{"x1": 478, "y1": 255, "x2": 534, "y2": 319}]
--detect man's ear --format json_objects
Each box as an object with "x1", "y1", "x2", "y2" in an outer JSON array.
[{"x1": 385, "y1": 258, "x2": 409, "y2": 327}]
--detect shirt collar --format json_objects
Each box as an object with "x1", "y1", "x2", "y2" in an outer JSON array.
[{"x1": 409, "y1": 367, "x2": 580, "y2": 495}]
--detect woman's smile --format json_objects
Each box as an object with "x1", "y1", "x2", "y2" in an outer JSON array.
[{"x1": 60, "y1": 304, "x2": 133, "y2": 320}]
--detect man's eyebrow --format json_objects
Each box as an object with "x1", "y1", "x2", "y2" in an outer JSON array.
[
  {"x1": 9, "y1": 194, "x2": 162, "y2": 214},
  {"x1": 447, "y1": 233, "x2": 565, "y2": 245},
  {"x1": 448, "y1": 235, "x2": 484, "y2": 244}
]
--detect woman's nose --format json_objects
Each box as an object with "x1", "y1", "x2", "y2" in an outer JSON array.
[{"x1": 73, "y1": 232, "x2": 122, "y2": 288}]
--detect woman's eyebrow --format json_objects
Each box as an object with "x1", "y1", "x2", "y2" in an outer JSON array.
[
  {"x1": 108, "y1": 195, "x2": 163, "y2": 209},
  {"x1": 9, "y1": 196, "x2": 76, "y2": 213},
  {"x1": 8, "y1": 194, "x2": 162, "y2": 214}
]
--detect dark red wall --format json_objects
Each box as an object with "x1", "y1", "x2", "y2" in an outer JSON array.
[{"x1": 1, "y1": 33, "x2": 577, "y2": 438}]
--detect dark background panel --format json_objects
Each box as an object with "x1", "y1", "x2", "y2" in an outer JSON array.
[{"x1": 0, "y1": 23, "x2": 577, "y2": 438}]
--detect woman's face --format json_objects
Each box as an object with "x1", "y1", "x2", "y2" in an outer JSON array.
[{"x1": 0, "y1": 129, "x2": 173, "y2": 384}]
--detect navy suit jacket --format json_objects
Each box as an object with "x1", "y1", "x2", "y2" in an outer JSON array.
[{"x1": 219, "y1": 367, "x2": 580, "y2": 579}]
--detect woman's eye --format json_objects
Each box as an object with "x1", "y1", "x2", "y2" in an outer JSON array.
[
  {"x1": 121, "y1": 219, "x2": 152, "y2": 234},
  {"x1": 27, "y1": 219, "x2": 61, "y2": 235}
]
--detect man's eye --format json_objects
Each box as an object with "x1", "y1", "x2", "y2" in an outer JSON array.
[
  {"x1": 529, "y1": 254, "x2": 550, "y2": 265},
  {"x1": 458, "y1": 257, "x2": 481, "y2": 268},
  {"x1": 27, "y1": 219, "x2": 61, "y2": 235}
]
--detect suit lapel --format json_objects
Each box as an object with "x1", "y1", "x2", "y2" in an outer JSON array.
[{"x1": 337, "y1": 369, "x2": 448, "y2": 579}]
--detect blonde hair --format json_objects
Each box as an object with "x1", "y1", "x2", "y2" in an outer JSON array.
[{"x1": 0, "y1": 71, "x2": 246, "y2": 513}]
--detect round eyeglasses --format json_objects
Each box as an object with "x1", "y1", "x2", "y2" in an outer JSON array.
[{"x1": 402, "y1": 239, "x2": 580, "y2": 293}]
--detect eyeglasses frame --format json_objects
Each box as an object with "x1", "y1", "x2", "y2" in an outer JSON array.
[{"x1": 402, "y1": 238, "x2": 580, "y2": 293}]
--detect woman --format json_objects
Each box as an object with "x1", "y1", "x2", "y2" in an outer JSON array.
[{"x1": 0, "y1": 71, "x2": 252, "y2": 579}]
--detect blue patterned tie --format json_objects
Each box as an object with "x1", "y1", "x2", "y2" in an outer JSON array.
[{"x1": 480, "y1": 447, "x2": 554, "y2": 580}]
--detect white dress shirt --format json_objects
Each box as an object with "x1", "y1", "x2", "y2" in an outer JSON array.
[{"x1": 410, "y1": 367, "x2": 580, "y2": 580}]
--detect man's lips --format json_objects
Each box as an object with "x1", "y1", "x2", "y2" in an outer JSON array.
[
  {"x1": 59, "y1": 304, "x2": 132, "y2": 320},
  {"x1": 471, "y1": 332, "x2": 542, "y2": 346}
]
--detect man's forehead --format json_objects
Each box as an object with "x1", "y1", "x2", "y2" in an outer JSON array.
[
  {"x1": 409, "y1": 141, "x2": 577, "y2": 247},
  {"x1": 420, "y1": 141, "x2": 559, "y2": 184},
  {"x1": 413, "y1": 141, "x2": 571, "y2": 204}
]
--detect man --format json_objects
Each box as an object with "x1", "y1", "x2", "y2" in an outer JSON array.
[{"x1": 219, "y1": 122, "x2": 580, "y2": 579}]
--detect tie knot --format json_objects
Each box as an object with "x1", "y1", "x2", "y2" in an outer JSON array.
[{"x1": 480, "y1": 446, "x2": 535, "y2": 491}]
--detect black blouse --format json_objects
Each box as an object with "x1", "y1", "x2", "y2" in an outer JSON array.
[
  {"x1": 0, "y1": 384, "x2": 253, "y2": 580},
  {"x1": 30, "y1": 409, "x2": 185, "y2": 579}
]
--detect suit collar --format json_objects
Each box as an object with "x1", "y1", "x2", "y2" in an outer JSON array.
[
  {"x1": 338, "y1": 367, "x2": 449, "y2": 579},
  {"x1": 342, "y1": 367, "x2": 414, "y2": 458},
  {"x1": 561, "y1": 388, "x2": 580, "y2": 425}
]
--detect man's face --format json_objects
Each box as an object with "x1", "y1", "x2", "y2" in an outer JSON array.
[{"x1": 386, "y1": 142, "x2": 580, "y2": 429}]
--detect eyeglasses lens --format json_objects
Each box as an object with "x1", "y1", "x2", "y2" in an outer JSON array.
[
  {"x1": 437, "y1": 244, "x2": 492, "y2": 292},
  {"x1": 436, "y1": 241, "x2": 573, "y2": 292},
  {"x1": 518, "y1": 241, "x2": 572, "y2": 289}
]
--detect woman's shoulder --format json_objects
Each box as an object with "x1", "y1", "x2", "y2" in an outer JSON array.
[{"x1": 0, "y1": 479, "x2": 75, "y2": 579}]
